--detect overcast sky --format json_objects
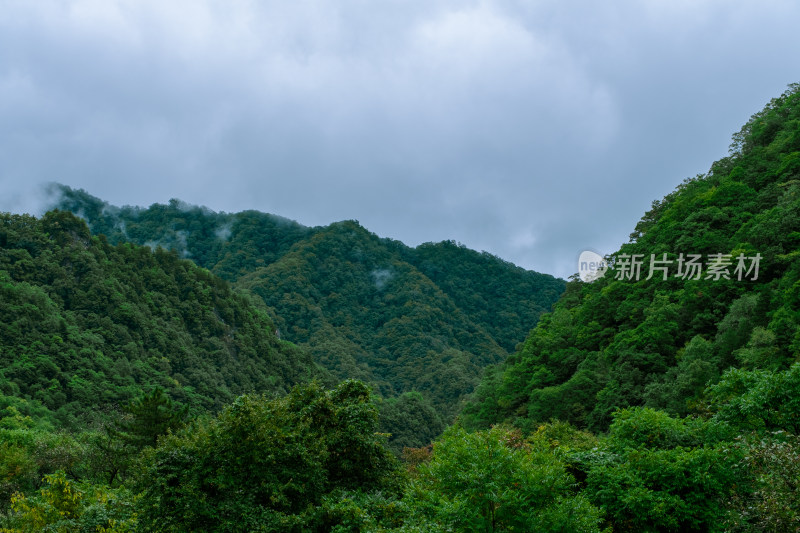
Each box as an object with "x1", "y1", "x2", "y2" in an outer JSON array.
[{"x1": 1, "y1": 0, "x2": 799, "y2": 278}]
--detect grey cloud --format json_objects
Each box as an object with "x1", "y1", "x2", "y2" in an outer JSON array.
[{"x1": 1, "y1": 0, "x2": 800, "y2": 278}]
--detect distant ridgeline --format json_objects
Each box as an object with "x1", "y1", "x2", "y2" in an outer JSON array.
[
  {"x1": 0, "y1": 210, "x2": 321, "y2": 429},
  {"x1": 51, "y1": 186, "x2": 565, "y2": 427},
  {"x1": 463, "y1": 83, "x2": 800, "y2": 432}
]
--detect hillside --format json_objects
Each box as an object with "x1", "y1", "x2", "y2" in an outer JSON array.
[
  {"x1": 236, "y1": 221, "x2": 507, "y2": 419},
  {"x1": 401, "y1": 240, "x2": 564, "y2": 353},
  {"x1": 463, "y1": 83, "x2": 800, "y2": 433},
  {"x1": 50, "y1": 187, "x2": 565, "y2": 421},
  {"x1": 0, "y1": 210, "x2": 322, "y2": 429}
]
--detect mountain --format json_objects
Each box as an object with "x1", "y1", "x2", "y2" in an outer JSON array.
[
  {"x1": 5, "y1": 86, "x2": 800, "y2": 533},
  {"x1": 50, "y1": 187, "x2": 565, "y2": 422},
  {"x1": 235, "y1": 221, "x2": 509, "y2": 419},
  {"x1": 463, "y1": 83, "x2": 800, "y2": 432},
  {"x1": 401, "y1": 240, "x2": 564, "y2": 353},
  {"x1": 53, "y1": 189, "x2": 314, "y2": 281},
  {"x1": 0, "y1": 209, "x2": 322, "y2": 429}
]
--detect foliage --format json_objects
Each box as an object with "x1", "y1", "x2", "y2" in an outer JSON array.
[
  {"x1": 706, "y1": 363, "x2": 800, "y2": 433},
  {"x1": 1, "y1": 471, "x2": 137, "y2": 533},
  {"x1": 0, "y1": 210, "x2": 322, "y2": 429},
  {"x1": 378, "y1": 391, "x2": 445, "y2": 456},
  {"x1": 0, "y1": 427, "x2": 89, "y2": 513},
  {"x1": 235, "y1": 222, "x2": 509, "y2": 421},
  {"x1": 109, "y1": 389, "x2": 186, "y2": 451},
  {"x1": 135, "y1": 380, "x2": 400, "y2": 532},
  {"x1": 571, "y1": 408, "x2": 743, "y2": 532},
  {"x1": 724, "y1": 432, "x2": 800, "y2": 532},
  {"x1": 52, "y1": 187, "x2": 564, "y2": 425},
  {"x1": 402, "y1": 240, "x2": 565, "y2": 353},
  {"x1": 404, "y1": 425, "x2": 604, "y2": 532}
]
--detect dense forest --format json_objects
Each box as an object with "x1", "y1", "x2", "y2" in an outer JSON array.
[
  {"x1": 0, "y1": 210, "x2": 321, "y2": 427},
  {"x1": 2, "y1": 84, "x2": 800, "y2": 531},
  {"x1": 52, "y1": 186, "x2": 564, "y2": 427}
]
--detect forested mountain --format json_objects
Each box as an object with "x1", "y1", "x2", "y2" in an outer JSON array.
[
  {"x1": 4, "y1": 86, "x2": 800, "y2": 533},
  {"x1": 54, "y1": 188, "x2": 314, "y2": 281},
  {"x1": 401, "y1": 240, "x2": 562, "y2": 353},
  {"x1": 0, "y1": 210, "x2": 322, "y2": 429},
  {"x1": 464, "y1": 83, "x2": 800, "y2": 432},
  {"x1": 236, "y1": 221, "x2": 507, "y2": 420},
  {"x1": 50, "y1": 186, "x2": 564, "y2": 421}
]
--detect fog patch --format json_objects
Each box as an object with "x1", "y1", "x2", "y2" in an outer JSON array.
[
  {"x1": 169, "y1": 198, "x2": 216, "y2": 216},
  {"x1": 115, "y1": 219, "x2": 128, "y2": 238},
  {"x1": 143, "y1": 230, "x2": 191, "y2": 258},
  {"x1": 101, "y1": 204, "x2": 121, "y2": 217},
  {"x1": 169, "y1": 199, "x2": 195, "y2": 213},
  {"x1": 175, "y1": 230, "x2": 191, "y2": 258},
  {"x1": 39, "y1": 182, "x2": 68, "y2": 215},
  {"x1": 215, "y1": 222, "x2": 232, "y2": 241},
  {"x1": 371, "y1": 268, "x2": 394, "y2": 290},
  {"x1": 99, "y1": 204, "x2": 129, "y2": 237},
  {"x1": 72, "y1": 208, "x2": 88, "y2": 222}
]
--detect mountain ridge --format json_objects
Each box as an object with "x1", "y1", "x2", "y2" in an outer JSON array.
[{"x1": 49, "y1": 185, "x2": 565, "y2": 431}]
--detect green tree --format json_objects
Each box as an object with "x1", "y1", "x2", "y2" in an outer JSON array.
[
  {"x1": 707, "y1": 363, "x2": 800, "y2": 433},
  {"x1": 724, "y1": 432, "x2": 800, "y2": 532},
  {"x1": 378, "y1": 391, "x2": 445, "y2": 455},
  {"x1": 1, "y1": 471, "x2": 137, "y2": 533},
  {"x1": 110, "y1": 389, "x2": 185, "y2": 450},
  {"x1": 135, "y1": 381, "x2": 399, "y2": 532},
  {"x1": 581, "y1": 408, "x2": 743, "y2": 532},
  {"x1": 406, "y1": 425, "x2": 603, "y2": 532}
]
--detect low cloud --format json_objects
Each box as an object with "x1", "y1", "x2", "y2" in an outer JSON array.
[
  {"x1": 371, "y1": 268, "x2": 394, "y2": 291},
  {"x1": 215, "y1": 221, "x2": 232, "y2": 241}
]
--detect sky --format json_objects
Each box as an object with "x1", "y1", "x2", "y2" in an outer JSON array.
[{"x1": 1, "y1": 0, "x2": 799, "y2": 278}]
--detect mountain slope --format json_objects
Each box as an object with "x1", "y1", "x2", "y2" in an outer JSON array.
[
  {"x1": 0, "y1": 210, "x2": 322, "y2": 428},
  {"x1": 463, "y1": 83, "x2": 800, "y2": 432},
  {"x1": 401, "y1": 240, "x2": 565, "y2": 353},
  {"x1": 50, "y1": 188, "x2": 565, "y2": 420},
  {"x1": 237, "y1": 221, "x2": 506, "y2": 418}
]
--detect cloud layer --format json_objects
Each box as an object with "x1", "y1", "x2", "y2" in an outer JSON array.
[{"x1": 2, "y1": 0, "x2": 800, "y2": 277}]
